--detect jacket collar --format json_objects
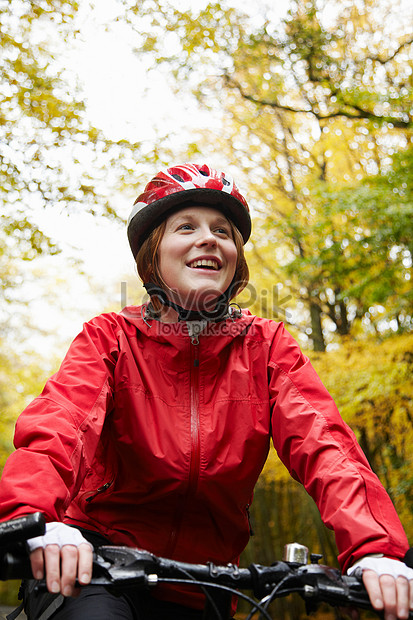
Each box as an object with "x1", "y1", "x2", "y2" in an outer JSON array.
[{"x1": 120, "y1": 304, "x2": 256, "y2": 347}]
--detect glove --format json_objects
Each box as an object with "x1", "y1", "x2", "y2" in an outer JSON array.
[
  {"x1": 27, "y1": 522, "x2": 93, "y2": 552},
  {"x1": 348, "y1": 556, "x2": 413, "y2": 580}
]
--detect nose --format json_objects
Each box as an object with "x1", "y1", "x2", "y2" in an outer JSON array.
[{"x1": 195, "y1": 226, "x2": 217, "y2": 247}]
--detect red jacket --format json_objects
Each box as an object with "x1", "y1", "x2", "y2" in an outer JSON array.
[{"x1": 0, "y1": 307, "x2": 409, "y2": 607}]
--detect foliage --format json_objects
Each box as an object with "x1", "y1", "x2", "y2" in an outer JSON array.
[
  {"x1": 127, "y1": 0, "x2": 413, "y2": 349},
  {"x1": 311, "y1": 332, "x2": 413, "y2": 534},
  {"x1": 2, "y1": 1, "x2": 124, "y2": 225},
  {"x1": 0, "y1": 346, "x2": 57, "y2": 606},
  {"x1": 131, "y1": 0, "x2": 413, "y2": 127},
  {"x1": 3, "y1": 0, "x2": 412, "y2": 352},
  {"x1": 0, "y1": 0, "x2": 155, "y2": 347},
  {"x1": 0, "y1": 348, "x2": 55, "y2": 476},
  {"x1": 310, "y1": 160, "x2": 413, "y2": 335}
]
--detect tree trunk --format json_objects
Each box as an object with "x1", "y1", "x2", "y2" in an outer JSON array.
[{"x1": 310, "y1": 302, "x2": 326, "y2": 352}]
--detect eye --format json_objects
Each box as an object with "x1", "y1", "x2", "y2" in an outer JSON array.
[
  {"x1": 215, "y1": 226, "x2": 231, "y2": 236},
  {"x1": 177, "y1": 223, "x2": 194, "y2": 231}
]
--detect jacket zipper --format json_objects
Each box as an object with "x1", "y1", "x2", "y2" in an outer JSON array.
[
  {"x1": 85, "y1": 479, "x2": 114, "y2": 503},
  {"x1": 188, "y1": 334, "x2": 201, "y2": 496},
  {"x1": 164, "y1": 334, "x2": 201, "y2": 557}
]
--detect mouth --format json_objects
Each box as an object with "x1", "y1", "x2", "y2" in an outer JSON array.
[{"x1": 187, "y1": 258, "x2": 221, "y2": 271}]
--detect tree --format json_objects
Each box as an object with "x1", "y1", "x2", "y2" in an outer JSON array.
[
  {"x1": 0, "y1": 0, "x2": 156, "y2": 345},
  {"x1": 310, "y1": 151, "x2": 413, "y2": 336},
  {"x1": 128, "y1": 0, "x2": 413, "y2": 349},
  {"x1": 311, "y1": 333, "x2": 413, "y2": 534},
  {"x1": 2, "y1": 1, "x2": 123, "y2": 226},
  {"x1": 226, "y1": 0, "x2": 413, "y2": 128}
]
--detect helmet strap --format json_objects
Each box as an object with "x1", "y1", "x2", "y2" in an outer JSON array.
[{"x1": 143, "y1": 282, "x2": 230, "y2": 322}]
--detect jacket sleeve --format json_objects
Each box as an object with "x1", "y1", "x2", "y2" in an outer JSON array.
[
  {"x1": 267, "y1": 322, "x2": 409, "y2": 571},
  {"x1": 0, "y1": 314, "x2": 120, "y2": 523}
]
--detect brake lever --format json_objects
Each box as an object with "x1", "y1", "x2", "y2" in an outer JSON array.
[
  {"x1": 297, "y1": 565, "x2": 370, "y2": 614},
  {"x1": 89, "y1": 546, "x2": 158, "y2": 589}
]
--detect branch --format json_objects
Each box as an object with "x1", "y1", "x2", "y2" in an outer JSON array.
[
  {"x1": 366, "y1": 36, "x2": 413, "y2": 65},
  {"x1": 223, "y1": 73, "x2": 413, "y2": 128}
]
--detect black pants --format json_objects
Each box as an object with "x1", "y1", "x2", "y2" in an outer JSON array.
[{"x1": 23, "y1": 584, "x2": 204, "y2": 620}]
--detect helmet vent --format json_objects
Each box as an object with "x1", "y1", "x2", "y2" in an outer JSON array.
[
  {"x1": 199, "y1": 169, "x2": 209, "y2": 176},
  {"x1": 222, "y1": 176, "x2": 230, "y2": 186},
  {"x1": 171, "y1": 173, "x2": 184, "y2": 182}
]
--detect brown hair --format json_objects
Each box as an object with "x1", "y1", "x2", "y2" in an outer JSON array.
[{"x1": 135, "y1": 217, "x2": 249, "y2": 309}]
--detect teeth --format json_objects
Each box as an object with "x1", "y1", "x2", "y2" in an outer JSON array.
[{"x1": 190, "y1": 259, "x2": 219, "y2": 270}]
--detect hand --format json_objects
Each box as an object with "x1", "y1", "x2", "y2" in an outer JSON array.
[
  {"x1": 363, "y1": 570, "x2": 412, "y2": 620},
  {"x1": 27, "y1": 522, "x2": 93, "y2": 597},
  {"x1": 349, "y1": 557, "x2": 413, "y2": 620}
]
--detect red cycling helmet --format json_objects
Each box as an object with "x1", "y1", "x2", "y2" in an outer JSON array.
[{"x1": 127, "y1": 163, "x2": 251, "y2": 257}]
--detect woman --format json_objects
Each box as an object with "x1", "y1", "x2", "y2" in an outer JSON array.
[{"x1": 0, "y1": 163, "x2": 412, "y2": 620}]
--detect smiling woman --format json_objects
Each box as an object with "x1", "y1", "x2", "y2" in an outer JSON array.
[
  {"x1": 0, "y1": 163, "x2": 412, "y2": 620},
  {"x1": 130, "y1": 163, "x2": 250, "y2": 321}
]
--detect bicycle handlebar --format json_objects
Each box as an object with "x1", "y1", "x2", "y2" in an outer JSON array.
[
  {"x1": 87, "y1": 545, "x2": 378, "y2": 613},
  {"x1": 0, "y1": 513, "x2": 412, "y2": 619}
]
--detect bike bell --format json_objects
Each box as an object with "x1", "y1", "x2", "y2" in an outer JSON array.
[{"x1": 283, "y1": 543, "x2": 309, "y2": 565}]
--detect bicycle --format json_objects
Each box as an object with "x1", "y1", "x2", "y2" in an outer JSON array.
[{"x1": 1, "y1": 513, "x2": 412, "y2": 620}]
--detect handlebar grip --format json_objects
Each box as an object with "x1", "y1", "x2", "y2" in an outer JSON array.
[
  {"x1": 0, "y1": 513, "x2": 46, "y2": 546},
  {"x1": 0, "y1": 545, "x2": 33, "y2": 581}
]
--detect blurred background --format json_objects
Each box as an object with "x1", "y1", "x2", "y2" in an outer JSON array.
[{"x1": 1, "y1": 0, "x2": 412, "y2": 616}]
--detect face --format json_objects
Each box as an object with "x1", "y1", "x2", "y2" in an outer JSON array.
[{"x1": 158, "y1": 206, "x2": 238, "y2": 311}]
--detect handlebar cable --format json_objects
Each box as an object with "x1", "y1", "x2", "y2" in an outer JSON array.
[
  {"x1": 168, "y1": 566, "x2": 223, "y2": 620},
  {"x1": 245, "y1": 574, "x2": 292, "y2": 620},
  {"x1": 156, "y1": 578, "x2": 273, "y2": 620}
]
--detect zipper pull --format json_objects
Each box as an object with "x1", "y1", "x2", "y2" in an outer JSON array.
[
  {"x1": 187, "y1": 320, "x2": 206, "y2": 345},
  {"x1": 85, "y1": 480, "x2": 113, "y2": 503}
]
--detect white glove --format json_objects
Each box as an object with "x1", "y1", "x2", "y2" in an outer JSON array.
[
  {"x1": 27, "y1": 522, "x2": 93, "y2": 553},
  {"x1": 348, "y1": 556, "x2": 413, "y2": 580}
]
